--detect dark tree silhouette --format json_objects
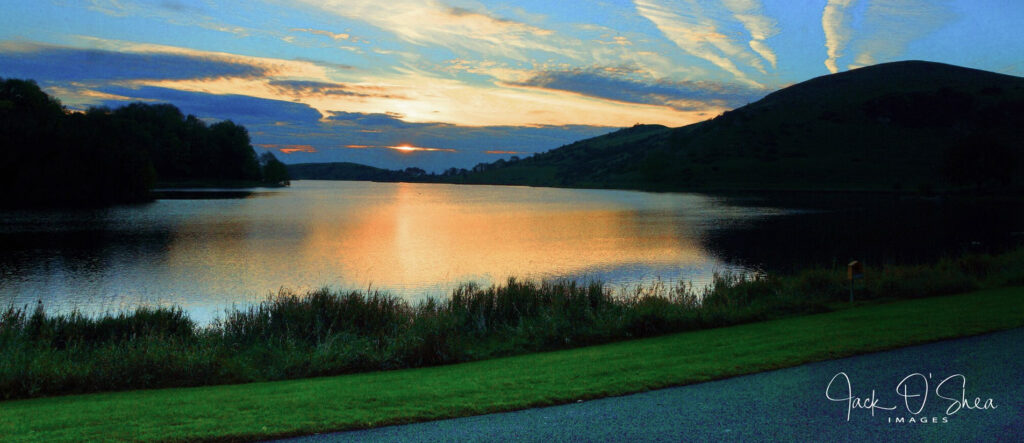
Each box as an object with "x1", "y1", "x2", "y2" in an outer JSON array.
[
  {"x1": 259, "y1": 151, "x2": 290, "y2": 185},
  {"x1": 0, "y1": 78, "x2": 279, "y2": 208}
]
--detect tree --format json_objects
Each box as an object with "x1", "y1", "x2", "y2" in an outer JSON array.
[
  {"x1": 209, "y1": 120, "x2": 260, "y2": 180},
  {"x1": 0, "y1": 78, "x2": 273, "y2": 207},
  {"x1": 259, "y1": 151, "x2": 290, "y2": 185}
]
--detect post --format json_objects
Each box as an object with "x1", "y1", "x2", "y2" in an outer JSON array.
[{"x1": 847, "y1": 260, "x2": 864, "y2": 303}]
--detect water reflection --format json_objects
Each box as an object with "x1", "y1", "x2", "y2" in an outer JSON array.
[
  {"x1": 0, "y1": 181, "x2": 765, "y2": 322},
  {"x1": 299, "y1": 183, "x2": 720, "y2": 300},
  {"x1": 704, "y1": 193, "x2": 1024, "y2": 272}
]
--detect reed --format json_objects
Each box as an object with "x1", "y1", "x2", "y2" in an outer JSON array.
[{"x1": 1, "y1": 247, "x2": 1021, "y2": 401}]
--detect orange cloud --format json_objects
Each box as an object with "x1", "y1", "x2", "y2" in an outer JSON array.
[{"x1": 273, "y1": 144, "x2": 317, "y2": 154}]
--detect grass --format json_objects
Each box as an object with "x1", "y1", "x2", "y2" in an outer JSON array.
[
  {"x1": 3, "y1": 248, "x2": 1023, "y2": 402},
  {"x1": 0, "y1": 286, "x2": 1021, "y2": 442}
]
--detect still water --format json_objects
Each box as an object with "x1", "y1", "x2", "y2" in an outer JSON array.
[
  {"x1": 1, "y1": 181, "x2": 1020, "y2": 323},
  {"x1": 0, "y1": 181, "x2": 779, "y2": 322}
]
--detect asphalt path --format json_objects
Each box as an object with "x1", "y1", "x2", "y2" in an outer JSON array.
[{"x1": 275, "y1": 328, "x2": 1024, "y2": 442}]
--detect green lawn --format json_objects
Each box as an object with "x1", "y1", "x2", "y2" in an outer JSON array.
[{"x1": 2, "y1": 287, "x2": 1022, "y2": 442}]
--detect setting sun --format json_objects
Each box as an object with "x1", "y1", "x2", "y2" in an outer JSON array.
[{"x1": 386, "y1": 144, "x2": 457, "y2": 153}]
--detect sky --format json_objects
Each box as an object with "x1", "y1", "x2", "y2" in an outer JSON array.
[{"x1": 1, "y1": 0, "x2": 1022, "y2": 171}]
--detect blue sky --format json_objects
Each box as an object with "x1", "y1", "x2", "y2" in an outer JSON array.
[{"x1": 2, "y1": 0, "x2": 1021, "y2": 171}]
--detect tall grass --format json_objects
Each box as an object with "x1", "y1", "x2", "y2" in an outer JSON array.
[{"x1": 1, "y1": 248, "x2": 1022, "y2": 401}]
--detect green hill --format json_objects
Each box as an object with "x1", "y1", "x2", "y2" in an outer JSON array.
[{"x1": 455, "y1": 61, "x2": 1024, "y2": 193}]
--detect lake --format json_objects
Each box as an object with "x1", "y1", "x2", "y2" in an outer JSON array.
[{"x1": 1, "y1": 181, "x2": 1020, "y2": 322}]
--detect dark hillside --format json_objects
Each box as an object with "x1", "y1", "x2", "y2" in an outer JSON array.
[{"x1": 455, "y1": 61, "x2": 1024, "y2": 193}]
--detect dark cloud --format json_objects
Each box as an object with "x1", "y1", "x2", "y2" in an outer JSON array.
[
  {"x1": 509, "y1": 68, "x2": 768, "y2": 110},
  {"x1": 0, "y1": 45, "x2": 266, "y2": 83},
  {"x1": 292, "y1": 57, "x2": 355, "y2": 71},
  {"x1": 269, "y1": 80, "x2": 355, "y2": 96},
  {"x1": 259, "y1": 110, "x2": 611, "y2": 171},
  {"x1": 269, "y1": 80, "x2": 409, "y2": 100},
  {"x1": 325, "y1": 111, "x2": 417, "y2": 127},
  {"x1": 32, "y1": 80, "x2": 613, "y2": 172},
  {"x1": 96, "y1": 86, "x2": 323, "y2": 123}
]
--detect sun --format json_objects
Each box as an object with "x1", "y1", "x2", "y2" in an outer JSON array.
[{"x1": 392, "y1": 145, "x2": 417, "y2": 152}]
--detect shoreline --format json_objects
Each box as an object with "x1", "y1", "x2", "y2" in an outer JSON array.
[
  {"x1": 2, "y1": 246, "x2": 1022, "y2": 402},
  {"x1": 2, "y1": 286, "x2": 1022, "y2": 441}
]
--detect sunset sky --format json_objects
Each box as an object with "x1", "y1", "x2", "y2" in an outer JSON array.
[{"x1": 2, "y1": 0, "x2": 1021, "y2": 171}]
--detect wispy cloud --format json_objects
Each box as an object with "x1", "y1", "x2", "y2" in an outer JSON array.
[
  {"x1": 849, "y1": 0, "x2": 954, "y2": 68},
  {"x1": 292, "y1": 0, "x2": 570, "y2": 60},
  {"x1": 268, "y1": 80, "x2": 409, "y2": 101},
  {"x1": 0, "y1": 43, "x2": 267, "y2": 82},
  {"x1": 507, "y1": 67, "x2": 767, "y2": 111},
  {"x1": 822, "y1": 0, "x2": 858, "y2": 73},
  {"x1": 822, "y1": 0, "x2": 954, "y2": 73},
  {"x1": 291, "y1": 28, "x2": 352, "y2": 42},
  {"x1": 634, "y1": 0, "x2": 770, "y2": 86},
  {"x1": 70, "y1": 37, "x2": 337, "y2": 80},
  {"x1": 721, "y1": 0, "x2": 780, "y2": 69},
  {"x1": 86, "y1": 0, "x2": 255, "y2": 37}
]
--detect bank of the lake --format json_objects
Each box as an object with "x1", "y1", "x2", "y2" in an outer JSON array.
[
  {"x1": 2, "y1": 247, "x2": 1022, "y2": 402},
  {"x1": 1, "y1": 285, "x2": 1022, "y2": 442}
]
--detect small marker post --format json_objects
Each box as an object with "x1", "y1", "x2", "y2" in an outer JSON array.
[{"x1": 847, "y1": 260, "x2": 864, "y2": 303}]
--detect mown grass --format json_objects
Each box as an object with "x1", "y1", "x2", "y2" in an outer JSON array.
[
  {"x1": 0, "y1": 286, "x2": 1021, "y2": 442},
  {"x1": 2, "y1": 248, "x2": 1023, "y2": 402}
]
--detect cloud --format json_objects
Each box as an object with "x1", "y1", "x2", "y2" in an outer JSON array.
[
  {"x1": 485, "y1": 150, "x2": 524, "y2": 155},
  {"x1": 291, "y1": 28, "x2": 352, "y2": 41},
  {"x1": 292, "y1": 0, "x2": 571, "y2": 60},
  {"x1": 94, "y1": 85, "x2": 323, "y2": 123},
  {"x1": 0, "y1": 43, "x2": 267, "y2": 83},
  {"x1": 721, "y1": 0, "x2": 779, "y2": 69},
  {"x1": 256, "y1": 144, "x2": 318, "y2": 154},
  {"x1": 595, "y1": 36, "x2": 633, "y2": 46},
  {"x1": 822, "y1": 0, "x2": 954, "y2": 73},
  {"x1": 75, "y1": 81, "x2": 612, "y2": 170},
  {"x1": 268, "y1": 80, "x2": 408, "y2": 101},
  {"x1": 507, "y1": 68, "x2": 767, "y2": 111},
  {"x1": 634, "y1": 0, "x2": 770, "y2": 86},
  {"x1": 52, "y1": 81, "x2": 614, "y2": 171},
  {"x1": 326, "y1": 111, "x2": 417, "y2": 127},
  {"x1": 849, "y1": 0, "x2": 954, "y2": 69},
  {"x1": 86, "y1": 0, "x2": 254, "y2": 37},
  {"x1": 3, "y1": 34, "x2": 725, "y2": 129},
  {"x1": 822, "y1": 0, "x2": 858, "y2": 73}
]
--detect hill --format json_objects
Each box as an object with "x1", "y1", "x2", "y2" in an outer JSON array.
[
  {"x1": 448, "y1": 61, "x2": 1024, "y2": 193},
  {"x1": 288, "y1": 162, "x2": 427, "y2": 182}
]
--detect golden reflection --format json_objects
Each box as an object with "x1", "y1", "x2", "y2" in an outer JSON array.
[
  {"x1": 302, "y1": 182, "x2": 708, "y2": 295},
  {"x1": 159, "y1": 182, "x2": 716, "y2": 310}
]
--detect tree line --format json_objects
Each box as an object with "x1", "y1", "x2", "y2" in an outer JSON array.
[{"x1": 0, "y1": 78, "x2": 288, "y2": 207}]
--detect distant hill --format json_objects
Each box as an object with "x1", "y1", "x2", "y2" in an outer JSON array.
[
  {"x1": 288, "y1": 162, "x2": 427, "y2": 182},
  {"x1": 446, "y1": 61, "x2": 1024, "y2": 193}
]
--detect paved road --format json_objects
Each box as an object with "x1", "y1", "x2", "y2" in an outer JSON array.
[{"x1": 276, "y1": 328, "x2": 1024, "y2": 442}]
